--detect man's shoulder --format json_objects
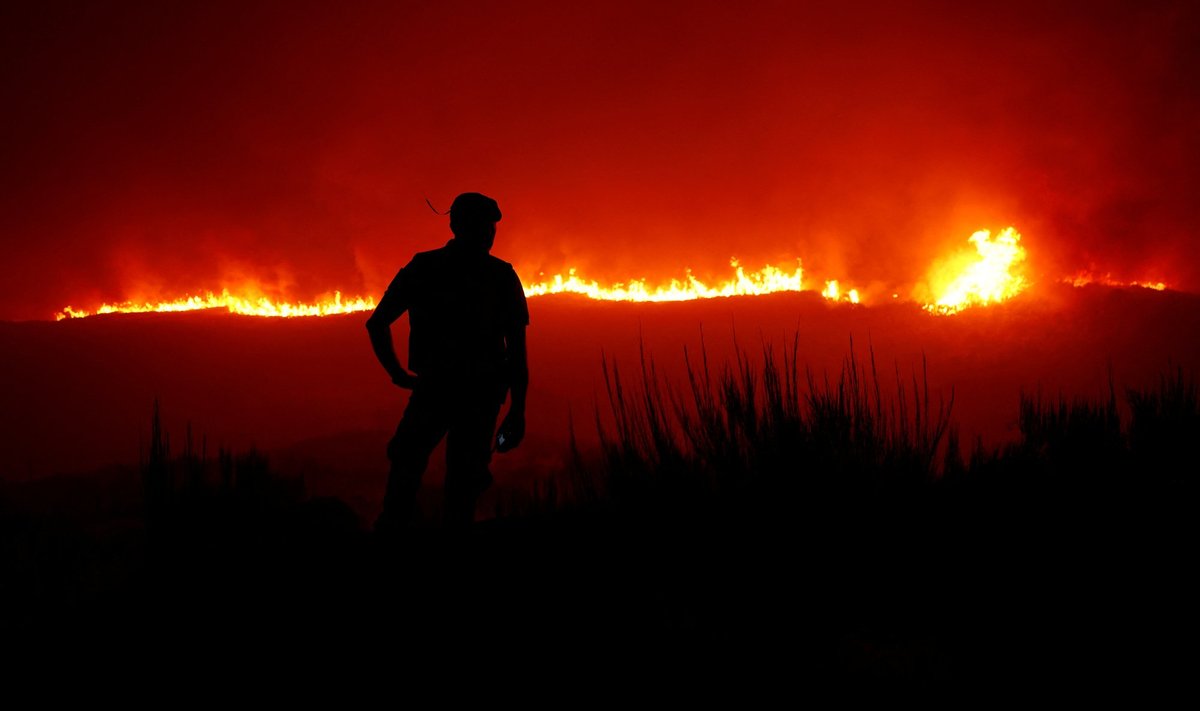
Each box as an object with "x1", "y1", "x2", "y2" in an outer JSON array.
[
  {"x1": 403, "y1": 245, "x2": 520, "y2": 282},
  {"x1": 408, "y1": 246, "x2": 448, "y2": 264},
  {"x1": 483, "y1": 253, "x2": 518, "y2": 274},
  {"x1": 397, "y1": 246, "x2": 453, "y2": 277},
  {"x1": 406, "y1": 244, "x2": 508, "y2": 263}
]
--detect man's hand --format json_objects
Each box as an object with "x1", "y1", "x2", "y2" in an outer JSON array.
[
  {"x1": 494, "y1": 410, "x2": 525, "y2": 453},
  {"x1": 391, "y1": 370, "x2": 418, "y2": 390}
]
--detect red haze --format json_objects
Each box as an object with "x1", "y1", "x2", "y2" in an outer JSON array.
[{"x1": 2, "y1": 1, "x2": 1199, "y2": 320}]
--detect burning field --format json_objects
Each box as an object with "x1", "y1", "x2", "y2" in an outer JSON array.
[
  {"x1": 20, "y1": 220, "x2": 1191, "y2": 502},
  {"x1": 4, "y1": 263, "x2": 1197, "y2": 499},
  {"x1": 47, "y1": 225, "x2": 1164, "y2": 319}
]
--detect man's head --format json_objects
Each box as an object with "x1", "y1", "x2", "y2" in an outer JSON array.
[{"x1": 449, "y1": 192, "x2": 501, "y2": 252}]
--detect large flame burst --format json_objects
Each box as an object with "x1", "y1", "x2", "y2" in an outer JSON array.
[
  {"x1": 923, "y1": 227, "x2": 1028, "y2": 314},
  {"x1": 821, "y1": 280, "x2": 860, "y2": 304}
]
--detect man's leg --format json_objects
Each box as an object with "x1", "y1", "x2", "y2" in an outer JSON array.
[
  {"x1": 444, "y1": 398, "x2": 502, "y2": 527},
  {"x1": 378, "y1": 390, "x2": 448, "y2": 533}
]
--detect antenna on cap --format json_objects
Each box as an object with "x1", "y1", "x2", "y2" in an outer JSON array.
[{"x1": 425, "y1": 197, "x2": 449, "y2": 215}]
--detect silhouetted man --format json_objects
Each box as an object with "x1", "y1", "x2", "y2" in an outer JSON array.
[{"x1": 367, "y1": 192, "x2": 529, "y2": 529}]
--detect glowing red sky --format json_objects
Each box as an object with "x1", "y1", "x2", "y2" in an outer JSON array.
[{"x1": 2, "y1": 1, "x2": 1198, "y2": 320}]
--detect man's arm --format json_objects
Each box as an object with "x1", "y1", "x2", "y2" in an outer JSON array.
[
  {"x1": 506, "y1": 325, "x2": 528, "y2": 414},
  {"x1": 365, "y1": 278, "x2": 417, "y2": 389},
  {"x1": 495, "y1": 325, "x2": 528, "y2": 452}
]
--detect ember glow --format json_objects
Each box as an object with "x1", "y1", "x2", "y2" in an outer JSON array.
[{"x1": 923, "y1": 227, "x2": 1028, "y2": 315}]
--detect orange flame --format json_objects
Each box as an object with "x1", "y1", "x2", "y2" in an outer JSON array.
[
  {"x1": 55, "y1": 259, "x2": 874, "y2": 319},
  {"x1": 56, "y1": 291, "x2": 377, "y2": 321},
  {"x1": 1066, "y1": 272, "x2": 1166, "y2": 291},
  {"x1": 523, "y1": 258, "x2": 808, "y2": 302},
  {"x1": 923, "y1": 227, "x2": 1028, "y2": 314},
  {"x1": 821, "y1": 280, "x2": 860, "y2": 304},
  {"x1": 55, "y1": 227, "x2": 1174, "y2": 321}
]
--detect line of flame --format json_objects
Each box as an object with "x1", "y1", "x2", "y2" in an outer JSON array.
[
  {"x1": 57, "y1": 259, "x2": 858, "y2": 319},
  {"x1": 56, "y1": 290, "x2": 378, "y2": 321},
  {"x1": 523, "y1": 259, "x2": 807, "y2": 302},
  {"x1": 1066, "y1": 272, "x2": 1166, "y2": 291},
  {"x1": 55, "y1": 228, "x2": 1171, "y2": 321}
]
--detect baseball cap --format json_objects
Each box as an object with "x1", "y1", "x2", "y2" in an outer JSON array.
[{"x1": 449, "y1": 192, "x2": 502, "y2": 223}]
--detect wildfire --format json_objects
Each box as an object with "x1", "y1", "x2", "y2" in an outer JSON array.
[
  {"x1": 821, "y1": 280, "x2": 860, "y2": 304},
  {"x1": 1066, "y1": 272, "x2": 1167, "y2": 291},
  {"x1": 56, "y1": 291, "x2": 377, "y2": 321},
  {"x1": 55, "y1": 226, "x2": 1173, "y2": 321},
  {"x1": 923, "y1": 227, "x2": 1028, "y2": 314},
  {"x1": 523, "y1": 259, "x2": 810, "y2": 302},
  {"x1": 54, "y1": 260, "x2": 836, "y2": 320}
]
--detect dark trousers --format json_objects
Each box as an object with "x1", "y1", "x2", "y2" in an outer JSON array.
[{"x1": 379, "y1": 382, "x2": 502, "y2": 528}]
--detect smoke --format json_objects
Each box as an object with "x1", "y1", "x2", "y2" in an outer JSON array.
[{"x1": 2, "y1": 0, "x2": 1197, "y2": 320}]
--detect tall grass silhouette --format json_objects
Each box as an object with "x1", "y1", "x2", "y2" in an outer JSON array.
[
  {"x1": 573, "y1": 334, "x2": 955, "y2": 512},
  {"x1": 566, "y1": 332, "x2": 1197, "y2": 515},
  {"x1": 955, "y1": 368, "x2": 1199, "y2": 496},
  {"x1": 142, "y1": 399, "x2": 299, "y2": 524},
  {"x1": 1127, "y1": 366, "x2": 1198, "y2": 487}
]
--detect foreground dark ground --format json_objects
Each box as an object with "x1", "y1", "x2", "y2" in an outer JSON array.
[
  {"x1": 3, "y1": 287, "x2": 1198, "y2": 689},
  {"x1": 2, "y1": 471, "x2": 1193, "y2": 693}
]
